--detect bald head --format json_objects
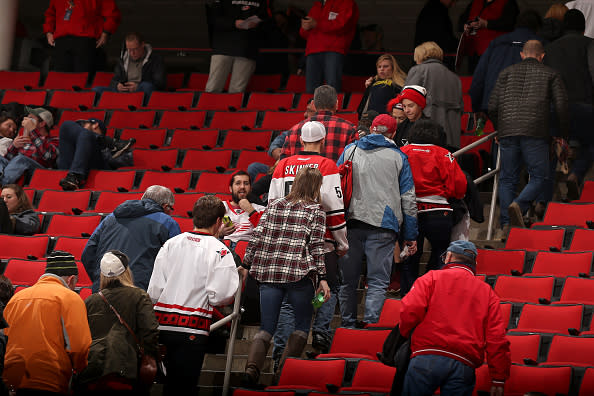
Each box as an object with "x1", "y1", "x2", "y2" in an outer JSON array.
[{"x1": 521, "y1": 40, "x2": 545, "y2": 62}]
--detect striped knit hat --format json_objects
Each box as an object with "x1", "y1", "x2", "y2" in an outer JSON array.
[
  {"x1": 399, "y1": 85, "x2": 427, "y2": 109},
  {"x1": 45, "y1": 251, "x2": 78, "y2": 276}
]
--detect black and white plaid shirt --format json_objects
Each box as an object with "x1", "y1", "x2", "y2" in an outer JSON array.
[{"x1": 244, "y1": 197, "x2": 326, "y2": 284}]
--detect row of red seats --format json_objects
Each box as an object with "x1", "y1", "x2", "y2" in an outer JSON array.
[
  {"x1": 477, "y1": 249, "x2": 593, "y2": 277},
  {"x1": 503, "y1": 227, "x2": 592, "y2": 252},
  {"x1": 0, "y1": 71, "x2": 372, "y2": 93},
  {"x1": 1, "y1": 90, "x2": 363, "y2": 113}
]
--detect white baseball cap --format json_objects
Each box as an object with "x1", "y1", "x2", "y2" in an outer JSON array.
[
  {"x1": 301, "y1": 121, "x2": 326, "y2": 142},
  {"x1": 100, "y1": 250, "x2": 129, "y2": 277}
]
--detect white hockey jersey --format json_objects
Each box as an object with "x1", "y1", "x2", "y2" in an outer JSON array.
[
  {"x1": 147, "y1": 231, "x2": 239, "y2": 336},
  {"x1": 269, "y1": 151, "x2": 348, "y2": 253},
  {"x1": 223, "y1": 200, "x2": 265, "y2": 243}
]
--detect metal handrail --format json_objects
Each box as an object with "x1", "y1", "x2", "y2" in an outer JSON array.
[
  {"x1": 210, "y1": 272, "x2": 244, "y2": 396},
  {"x1": 452, "y1": 131, "x2": 500, "y2": 240}
]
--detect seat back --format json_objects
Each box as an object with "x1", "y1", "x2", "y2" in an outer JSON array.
[
  {"x1": 0, "y1": 235, "x2": 49, "y2": 260},
  {"x1": 276, "y1": 358, "x2": 345, "y2": 392},
  {"x1": 541, "y1": 202, "x2": 594, "y2": 227},
  {"x1": 579, "y1": 367, "x2": 594, "y2": 396},
  {"x1": 171, "y1": 193, "x2": 204, "y2": 217},
  {"x1": 46, "y1": 214, "x2": 101, "y2": 238},
  {"x1": 28, "y1": 169, "x2": 68, "y2": 190},
  {"x1": 366, "y1": 298, "x2": 401, "y2": 328},
  {"x1": 246, "y1": 93, "x2": 294, "y2": 110},
  {"x1": 146, "y1": 92, "x2": 194, "y2": 110},
  {"x1": 2, "y1": 90, "x2": 47, "y2": 106},
  {"x1": 327, "y1": 328, "x2": 390, "y2": 359},
  {"x1": 545, "y1": 335, "x2": 594, "y2": 366},
  {"x1": 507, "y1": 334, "x2": 540, "y2": 364},
  {"x1": 505, "y1": 365, "x2": 572, "y2": 396},
  {"x1": 195, "y1": 92, "x2": 243, "y2": 111},
  {"x1": 180, "y1": 150, "x2": 232, "y2": 172},
  {"x1": 569, "y1": 229, "x2": 594, "y2": 252},
  {"x1": 476, "y1": 249, "x2": 526, "y2": 275},
  {"x1": 505, "y1": 228, "x2": 565, "y2": 251},
  {"x1": 127, "y1": 149, "x2": 179, "y2": 170},
  {"x1": 4, "y1": 259, "x2": 47, "y2": 286},
  {"x1": 37, "y1": 190, "x2": 92, "y2": 214},
  {"x1": 119, "y1": 128, "x2": 167, "y2": 148},
  {"x1": 493, "y1": 275, "x2": 554, "y2": 303},
  {"x1": 158, "y1": 111, "x2": 206, "y2": 129},
  {"x1": 49, "y1": 91, "x2": 95, "y2": 109},
  {"x1": 168, "y1": 129, "x2": 219, "y2": 149},
  {"x1": 340, "y1": 359, "x2": 395, "y2": 393},
  {"x1": 53, "y1": 237, "x2": 89, "y2": 260},
  {"x1": 559, "y1": 276, "x2": 594, "y2": 304},
  {"x1": 530, "y1": 251, "x2": 593, "y2": 277},
  {"x1": 260, "y1": 111, "x2": 305, "y2": 130},
  {"x1": 96, "y1": 91, "x2": 144, "y2": 110},
  {"x1": 136, "y1": 171, "x2": 192, "y2": 193},
  {"x1": 108, "y1": 110, "x2": 156, "y2": 129},
  {"x1": 515, "y1": 304, "x2": 583, "y2": 334},
  {"x1": 91, "y1": 192, "x2": 143, "y2": 213},
  {"x1": 209, "y1": 111, "x2": 257, "y2": 130},
  {"x1": 195, "y1": 172, "x2": 232, "y2": 193},
  {"x1": 84, "y1": 170, "x2": 136, "y2": 191},
  {"x1": 43, "y1": 71, "x2": 88, "y2": 89}
]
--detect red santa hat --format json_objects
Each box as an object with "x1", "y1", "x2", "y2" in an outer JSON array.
[{"x1": 398, "y1": 85, "x2": 427, "y2": 109}]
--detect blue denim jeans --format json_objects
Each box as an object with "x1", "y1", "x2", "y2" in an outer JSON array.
[
  {"x1": 498, "y1": 136, "x2": 550, "y2": 226},
  {"x1": 247, "y1": 162, "x2": 270, "y2": 182},
  {"x1": 401, "y1": 211, "x2": 453, "y2": 296},
  {"x1": 93, "y1": 82, "x2": 154, "y2": 105},
  {"x1": 403, "y1": 355, "x2": 475, "y2": 396},
  {"x1": 339, "y1": 225, "x2": 397, "y2": 327},
  {"x1": 305, "y1": 52, "x2": 344, "y2": 93},
  {"x1": 58, "y1": 121, "x2": 106, "y2": 177},
  {"x1": 0, "y1": 154, "x2": 44, "y2": 185},
  {"x1": 259, "y1": 277, "x2": 314, "y2": 336}
]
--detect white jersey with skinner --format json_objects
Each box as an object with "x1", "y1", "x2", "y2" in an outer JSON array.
[{"x1": 223, "y1": 200, "x2": 265, "y2": 243}]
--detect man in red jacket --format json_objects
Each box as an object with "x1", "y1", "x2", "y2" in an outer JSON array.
[
  {"x1": 400, "y1": 240, "x2": 511, "y2": 396},
  {"x1": 44, "y1": 0, "x2": 121, "y2": 72},
  {"x1": 300, "y1": 0, "x2": 359, "y2": 93}
]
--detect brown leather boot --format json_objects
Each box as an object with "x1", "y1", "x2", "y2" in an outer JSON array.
[
  {"x1": 273, "y1": 330, "x2": 308, "y2": 384},
  {"x1": 243, "y1": 330, "x2": 272, "y2": 387}
]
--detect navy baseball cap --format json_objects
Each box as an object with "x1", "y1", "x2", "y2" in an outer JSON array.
[
  {"x1": 446, "y1": 240, "x2": 478, "y2": 262},
  {"x1": 77, "y1": 118, "x2": 107, "y2": 135}
]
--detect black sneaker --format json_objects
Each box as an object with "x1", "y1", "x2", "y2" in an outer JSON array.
[
  {"x1": 312, "y1": 332, "x2": 331, "y2": 353},
  {"x1": 59, "y1": 172, "x2": 85, "y2": 191},
  {"x1": 112, "y1": 138, "x2": 136, "y2": 159}
]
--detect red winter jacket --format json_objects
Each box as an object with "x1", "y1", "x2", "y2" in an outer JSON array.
[
  {"x1": 400, "y1": 144, "x2": 467, "y2": 210},
  {"x1": 44, "y1": 0, "x2": 121, "y2": 39},
  {"x1": 400, "y1": 265, "x2": 511, "y2": 384},
  {"x1": 465, "y1": 0, "x2": 512, "y2": 55},
  {"x1": 299, "y1": 0, "x2": 359, "y2": 56}
]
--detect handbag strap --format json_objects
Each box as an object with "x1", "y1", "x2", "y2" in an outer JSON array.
[
  {"x1": 346, "y1": 142, "x2": 358, "y2": 162},
  {"x1": 98, "y1": 290, "x2": 143, "y2": 353}
]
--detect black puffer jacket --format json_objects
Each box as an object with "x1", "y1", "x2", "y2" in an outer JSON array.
[{"x1": 488, "y1": 57, "x2": 569, "y2": 139}]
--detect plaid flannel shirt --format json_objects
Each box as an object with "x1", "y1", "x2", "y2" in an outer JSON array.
[
  {"x1": 244, "y1": 197, "x2": 326, "y2": 284},
  {"x1": 6, "y1": 129, "x2": 59, "y2": 168},
  {"x1": 281, "y1": 111, "x2": 357, "y2": 162}
]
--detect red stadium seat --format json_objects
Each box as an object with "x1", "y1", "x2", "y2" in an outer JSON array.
[
  {"x1": 341, "y1": 75, "x2": 367, "y2": 92},
  {"x1": 504, "y1": 365, "x2": 571, "y2": 396},
  {"x1": 568, "y1": 229, "x2": 594, "y2": 252},
  {"x1": 2, "y1": 90, "x2": 47, "y2": 106},
  {"x1": 36, "y1": 190, "x2": 92, "y2": 214},
  {"x1": 58, "y1": 110, "x2": 105, "y2": 126},
  {"x1": 267, "y1": 358, "x2": 345, "y2": 392},
  {"x1": 49, "y1": 91, "x2": 95, "y2": 110},
  {"x1": 0, "y1": 235, "x2": 49, "y2": 260},
  {"x1": 168, "y1": 129, "x2": 219, "y2": 149},
  {"x1": 463, "y1": 94, "x2": 472, "y2": 112},
  {"x1": 158, "y1": 111, "x2": 206, "y2": 129},
  {"x1": 0, "y1": 71, "x2": 40, "y2": 89},
  {"x1": 246, "y1": 74, "x2": 282, "y2": 92},
  {"x1": 538, "y1": 202, "x2": 594, "y2": 228},
  {"x1": 235, "y1": 150, "x2": 275, "y2": 170},
  {"x1": 171, "y1": 193, "x2": 204, "y2": 217},
  {"x1": 493, "y1": 275, "x2": 554, "y2": 304},
  {"x1": 84, "y1": 170, "x2": 136, "y2": 191},
  {"x1": 173, "y1": 216, "x2": 195, "y2": 232},
  {"x1": 344, "y1": 93, "x2": 363, "y2": 112},
  {"x1": 576, "y1": 181, "x2": 594, "y2": 202},
  {"x1": 284, "y1": 75, "x2": 306, "y2": 92},
  {"x1": 500, "y1": 303, "x2": 512, "y2": 329},
  {"x1": 90, "y1": 72, "x2": 114, "y2": 88},
  {"x1": 126, "y1": 149, "x2": 178, "y2": 170},
  {"x1": 339, "y1": 359, "x2": 395, "y2": 393},
  {"x1": 295, "y1": 93, "x2": 313, "y2": 110},
  {"x1": 180, "y1": 150, "x2": 232, "y2": 172},
  {"x1": 108, "y1": 110, "x2": 156, "y2": 128},
  {"x1": 195, "y1": 172, "x2": 232, "y2": 194},
  {"x1": 43, "y1": 72, "x2": 88, "y2": 90},
  {"x1": 259, "y1": 112, "x2": 305, "y2": 130},
  {"x1": 209, "y1": 111, "x2": 257, "y2": 130},
  {"x1": 507, "y1": 333, "x2": 540, "y2": 364},
  {"x1": 119, "y1": 128, "x2": 167, "y2": 148},
  {"x1": 476, "y1": 249, "x2": 526, "y2": 275},
  {"x1": 245, "y1": 93, "x2": 294, "y2": 111},
  {"x1": 544, "y1": 335, "x2": 594, "y2": 366},
  {"x1": 233, "y1": 240, "x2": 248, "y2": 260},
  {"x1": 135, "y1": 171, "x2": 192, "y2": 193},
  {"x1": 145, "y1": 91, "x2": 194, "y2": 110},
  {"x1": 579, "y1": 367, "x2": 594, "y2": 396},
  {"x1": 194, "y1": 92, "x2": 243, "y2": 111},
  {"x1": 316, "y1": 328, "x2": 390, "y2": 360},
  {"x1": 27, "y1": 169, "x2": 68, "y2": 190},
  {"x1": 186, "y1": 73, "x2": 210, "y2": 91},
  {"x1": 76, "y1": 261, "x2": 93, "y2": 287},
  {"x1": 504, "y1": 228, "x2": 565, "y2": 251},
  {"x1": 338, "y1": 112, "x2": 358, "y2": 125},
  {"x1": 513, "y1": 304, "x2": 583, "y2": 334},
  {"x1": 45, "y1": 214, "x2": 101, "y2": 237},
  {"x1": 460, "y1": 76, "x2": 472, "y2": 93},
  {"x1": 96, "y1": 91, "x2": 144, "y2": 110},
  {"x1": 529, "y1": 251, "x2": 592, "y2": 277},
  {"x1": 90, "y1": 192, "x2": 143, "y2": 213},
  {"x1": 166, "y1": 73, "x2": 186, "y2": 91},
  {"x1": 221, "y1": 130, "x2": 272, "y2": 151},
  {"x1": 4, "y1": 259, "x2": 47, "y2": 286},
  {"x1": 366, "y1": 298, "x2": 401, "y2": 328},
  {"x1": 557, "y1": 276, "x2": 594, "y2": 305},
  {"x1": 79, "y1": 288, "x2": 93, "y2": 300},
  {"x1": 53, "y1": 237, "x2": 89, "y2": 260}
]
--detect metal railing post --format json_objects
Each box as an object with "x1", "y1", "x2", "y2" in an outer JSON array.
[{"x1": 487, "y1": 145, "x2": 501, "y2": 240}]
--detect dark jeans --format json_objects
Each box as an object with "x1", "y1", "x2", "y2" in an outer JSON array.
[
  {"x1": 58, "y1": 121, "x2": 106, "y2": 177},
  {"x1": 159, "y1": 331, "x2": 208, "y2": 396},
  {"x1": 400, "y1": 210, "x2": 453, "y2": 296},
  {"x1": 572, "y1": 141, "x2": 594, "y2": 182},
  {"x1": 305, "y1": 52, "x2": 344, "y2": 93},
  {"x1": 498, "y1": 136, "x2": 550, "y2": 225},
  {"x1": 52, "y1": 36, "x2": 96, "y2": 72},
  {"x1": 259, "y1": 277, "x2": 315, "y2": 336},
  {"x1": 402, "y1": 355, "x2": 475, "y2": 396}
]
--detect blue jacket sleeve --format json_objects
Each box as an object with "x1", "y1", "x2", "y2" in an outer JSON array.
[{"x1": 397, "y1": 154, "x2": 418, "y2": 241}]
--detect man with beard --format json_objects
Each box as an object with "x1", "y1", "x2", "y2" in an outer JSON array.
[{"x1": 220, "y1": 170, "x2": 265, "y2": 248}]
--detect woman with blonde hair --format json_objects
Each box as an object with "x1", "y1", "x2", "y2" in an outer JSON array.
[
  {"x1": 542, "y1": 3, "x2": 569, "y2": 41},
  {"x1": 358, "y1": 53, "x2": 407, "y2": 116},
  {"x1": 77, "y1": 250, "x2": 159, "y2": 395},
  {"x1": 242, "y1": 167, "x2": 329, "y2": 387}
]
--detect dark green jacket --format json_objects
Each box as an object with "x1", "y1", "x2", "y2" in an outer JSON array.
[{"x1": 79, "y1": 284, "x2": 159, "y2": 384}]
